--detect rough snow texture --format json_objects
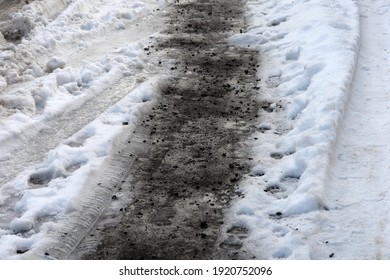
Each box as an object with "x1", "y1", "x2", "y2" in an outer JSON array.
[
  {"x1": 0, "y1": 0, "x2": 154, "y2": 148},
  {"x1": 0, "y1": 77, "x2": 160, "y2": 259},
  {"x1": 0, "y1": 0, "x2": 374, "y2": 260},
  {"x1": 0, "y1": 0, "x2": 164, "y2": 259},
  {"x1": 226, "y1": 0, "x2": 360, "y2": 259}
]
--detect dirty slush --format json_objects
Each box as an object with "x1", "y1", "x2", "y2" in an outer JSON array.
[{"x1": 73, "y1": 0, "x2": 260, "y2": 259}]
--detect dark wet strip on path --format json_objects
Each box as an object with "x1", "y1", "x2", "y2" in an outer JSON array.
[{"x1": 77, "y1": 0, "x2": 260, "y2": 260}]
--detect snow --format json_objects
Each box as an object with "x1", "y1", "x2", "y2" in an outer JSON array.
[
  {"x1": 1, "y1": 0, "x2": 390, "y2": 260},
  {"x1": 312, "y1": 0, "x2": 390, "y2": 259},
  {"x1": 46, "y1": 56, "x2": 66, "y2": 72},
  {"x1": 0, "y1": 0, "x2": 161, "y2": 153},
  {"x1": 225, "y1": 0, "x2": 361, "y2": 259},
  {"x1": 0, "y1": 0, "x2": 164, "y2": 259},
  {"x1": 0, "y1": 77, "x2": 161, "y2": 259}
]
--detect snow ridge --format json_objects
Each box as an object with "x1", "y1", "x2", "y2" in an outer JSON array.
[
  {"x1": 0, "y1": 0, "x2": 164, "y2": 259},
  {"x1": 0, "y1": 77, "x2": 161, "y2": 259},
  {"x1": 225, "y1": 0, "x2": 360, "y2": 259},
  {"x1": 0, "y1": 0, "x2": 153, "y2": 150}
]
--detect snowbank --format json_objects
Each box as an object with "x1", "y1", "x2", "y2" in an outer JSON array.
[
  {"x1": 0, "y1": 0, "x2": 164, "y2": 259},
  {"x1": 0, "y1": 78, "x2": 161, "y2": 259},
  {"x1": 0, "y1": 0, "x2": 154, "y2": 153},
  {"x1": 226, "y1": 0, "x2": 360, "y2": 259},
  {"x1": 0, "y1": 41, "x2": 145, "y2": 154}
]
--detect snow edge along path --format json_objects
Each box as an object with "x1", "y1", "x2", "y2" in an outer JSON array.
[
  {"x1": 224, "y1": 0, "x2": 361, "y2": 259},
  {"x1": 0, "y1": 0, "x2": 167, "y2": 259},
  {"x1": 0, "y1": 76, "x2": 162, "y2": 259},
  {"x1": 0, "y1": 0, "x2": 160, "y2": 156}
]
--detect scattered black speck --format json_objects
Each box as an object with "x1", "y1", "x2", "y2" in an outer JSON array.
[
  {"x1": 16, "y1": 249, "x2": 28, "y2": 254},
  {"x1": 81, "y1": 0, "x2": 263, "y2": 259},
  {"x1": 200, "y1": 221, "x2": 208, "y2": 229},
  {"x1": 230, "y1": 178, "x2": 238, "y2": 183}
]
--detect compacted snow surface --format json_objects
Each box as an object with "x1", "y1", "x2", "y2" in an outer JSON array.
[{"x1": 0, "y1": 0, "x2": 389, "y2": 259}]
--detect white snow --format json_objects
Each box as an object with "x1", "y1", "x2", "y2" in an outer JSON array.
[
  {"x1": 225, "y1": 0, "x2": 363, "y2": 259},
  {"x1": 0, "y1": 78, "x2": 161, "y2": 259},
  {"x1": 1, "y1": 0, "x2": 390, "y2": 260},
  {"x1": 311, "y1": 0, "x2": 390, "y2": 259},
  {"x1": 0, "y1": 0, "x2": 165, "y2": 259},
  {"x1": 0, "y1": 0, "x2": 161, "y2": 152}
]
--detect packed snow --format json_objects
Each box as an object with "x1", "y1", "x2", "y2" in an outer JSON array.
[{"x1": 1, "y1": 0, "x2": 390, "y2": 260}]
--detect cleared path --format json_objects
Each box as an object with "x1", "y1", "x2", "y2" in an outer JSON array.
[{"x1": 66, "y1": 0, "x2": 259, "y2": 260}]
